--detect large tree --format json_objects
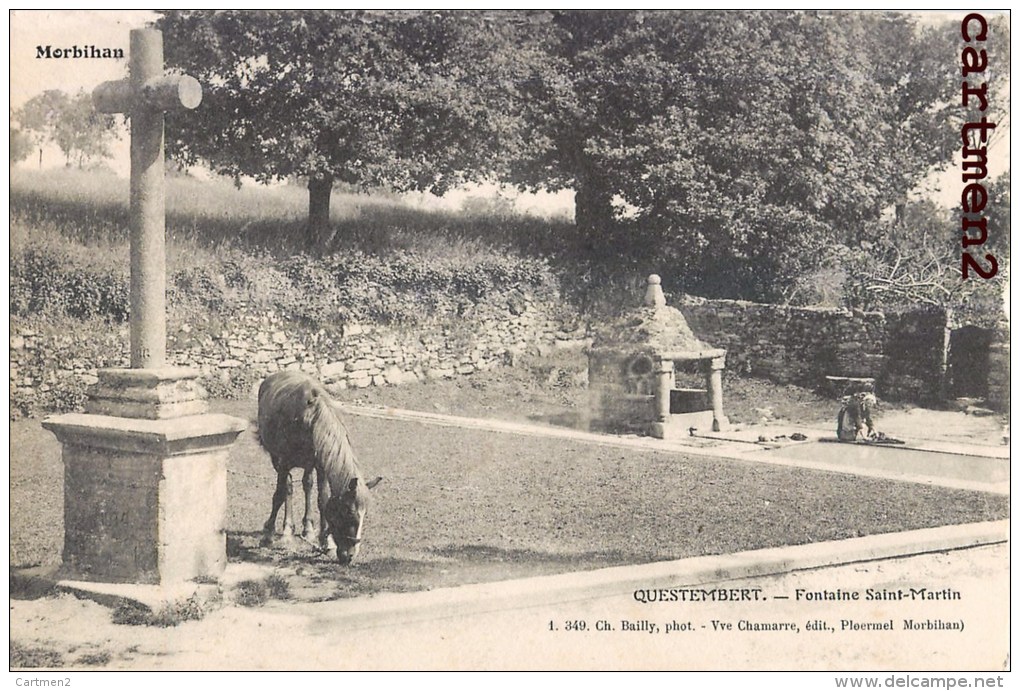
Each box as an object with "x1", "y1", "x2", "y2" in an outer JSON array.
[
  {"x1": 509, "y1": 11, "x2": 969, "y2": 301},
  {"x1": 156, "y1": 11, "x2": 995, "y2": 302},
  {"x1": 157, "y1": 10, "x2": 553, "y2": 248}
]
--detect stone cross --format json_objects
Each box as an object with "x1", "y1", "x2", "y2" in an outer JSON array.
[
  {"x1": 93, "y1": 28, "x2": 202, "y2": 369},
  {"x1": 44, "y1": 28, "x2": 245, "y2": 589}
]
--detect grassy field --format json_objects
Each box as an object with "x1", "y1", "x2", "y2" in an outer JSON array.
[
  {"x1": 9, "y1": 167, "x2": 653, "y2": 322},
  {"x1": 11, "y1": 387, "x2": 1008, "y2": 602},
  {"x1": 10, "y1": 168, "x2": 578, "y2": 268}
]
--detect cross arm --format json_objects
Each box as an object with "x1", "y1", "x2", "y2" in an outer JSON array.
[{"x1": 93, "y1": 74, "x2": 202, "y2": 114}]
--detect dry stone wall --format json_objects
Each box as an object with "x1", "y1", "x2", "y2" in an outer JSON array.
[
  {"x1": 677, "y1": 296, "x2": 950, "y2": 403},
  {"x1": 168, "y1": 294, "x2": 576, "y2": 391},
  {"x1": 12, "y1": 289, "x2": 998, "y2": 416},
  {"x1": 10, "y1": 294, "x2": 584, "y2": 416},
  {"x1": 985, "y1": 321, "x2": 1010, "y2": 411}
]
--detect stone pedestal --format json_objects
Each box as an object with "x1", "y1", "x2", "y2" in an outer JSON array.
[{"x1": 43, "y1": 368, "x2": 246, "y2": 585}]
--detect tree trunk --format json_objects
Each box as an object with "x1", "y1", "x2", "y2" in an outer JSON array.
[
  {"x1": 38, "y1": 148, "x2": 42, "y2": 169},
  {"x1": 573, "y1": 172, "x2": 616, "y2": 254},
  {"x1": 307, "y1": 175, "x2": 334, "y2": 250}
]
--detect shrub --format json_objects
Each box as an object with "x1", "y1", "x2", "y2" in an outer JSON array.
[
  {"x1": 112, "y1": 596, "x2": 205, "y2": 627},
  {"x1": 74, "y1": 651, "x2": 112, "y2": 666},
  {"x1": 265, "y1": 573, "x2": 291, "y2": 600},
  {"x1": 10, "y1": 244, "x2": 128, "y2": 321},
  {"x1": 172, "y1": 265, "x2": 228, "y2": 311},
  {"x1": 10, "y1": 641, "x2": 65, "y2": 668},
  {"x1": 234, "y1": 574, "x2": 291, "y2": 607},
  {"x1": 233, "y1": 579, "x2": 269, "y2": 607}
]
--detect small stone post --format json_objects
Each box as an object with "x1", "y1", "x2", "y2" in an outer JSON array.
[
  {"x1": 708, "y1": 355, "x2": 728, "y2": 432},
  {"x1": 654, "y1": 359, "x2": 674, "y2": 423},
  {"x1": 43, "y1": 29, "x2": 246, "y2": 587}
]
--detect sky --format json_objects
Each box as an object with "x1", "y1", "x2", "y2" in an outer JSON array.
[
  {"x1": 10, "y1": 11, "x2": 156, "y2": 175},
  {"x1": 7, "y1": 9, "x2": 1011, "y2": 210},
  {"x1": 10, "y1": 11, "x2": 153, "y2": 104}
]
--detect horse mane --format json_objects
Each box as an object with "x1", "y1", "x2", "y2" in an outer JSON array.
[{"x1": 307, "y1": 389, "x2": 361, "y2": 497}]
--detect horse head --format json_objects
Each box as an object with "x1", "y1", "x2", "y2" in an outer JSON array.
[{"x1": 324, "y1": 475, "x2": 383, "y2": 565}]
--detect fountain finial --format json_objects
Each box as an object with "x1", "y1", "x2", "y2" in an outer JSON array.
[{"x1": 643, "y1": 274, "x2": 666, "y2": 309}]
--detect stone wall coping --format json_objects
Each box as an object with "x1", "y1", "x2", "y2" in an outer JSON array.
[{"x1": 677, "y1": 295, "x2": 889, "y2": 319}]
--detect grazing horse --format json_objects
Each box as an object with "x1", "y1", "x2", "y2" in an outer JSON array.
[{"x1": 257, "y1": 370, "x2": 382, "y2": 565}]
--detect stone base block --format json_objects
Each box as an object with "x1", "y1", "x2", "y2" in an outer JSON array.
[
  {"x1": 85, "y1": 367, "x2": 209, "y2": 419},
  {"x1": 13, "y1": 561, "x2": 279, "y2": 613},
  {"x1": 43, "y1": 412, "x2": 247, "y2": 585}
]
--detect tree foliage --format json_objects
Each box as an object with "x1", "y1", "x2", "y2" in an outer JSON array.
[
  {"x1": 16, "y1": 90, "x2": 68, "y2": 168},
  {"x1": 156, "y1": 10, "x2": 556, "y2": 248},
  {"x1": 155, "y1": 10, "x2": 994, "y2": 304},
  {"x1": 10, "y1": 126, "x2": 33, "y2": 165},
  {"x1": 15, "y1": 89, "x2": 118, "y2": 169},
  {"x1": 54, "y1": 91, "x2": 120, "y2": 168},
  {"x1": 840, "y1": 172, "x2": 1009, "y2": 323},
  {"x1": 508, "y1": 11, "x2": 969, "y2": 301}
]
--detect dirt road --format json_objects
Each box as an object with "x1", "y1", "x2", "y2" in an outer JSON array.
[{"x1": 10, "y1": 540, "x2": 1008, "y2": 671}]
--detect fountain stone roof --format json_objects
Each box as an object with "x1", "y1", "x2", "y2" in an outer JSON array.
[{"x1": 590, "y1": 275, "x2": 725, "y2": 360}]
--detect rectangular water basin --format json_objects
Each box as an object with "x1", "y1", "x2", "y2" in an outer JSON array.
[{"x1": 763, "y1": 440, "x2": 1009, "y2": 486}]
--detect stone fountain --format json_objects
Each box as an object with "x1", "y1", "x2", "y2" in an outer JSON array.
[{"x1": 588, "y1": 275, "x2": 728, "y2": 439}]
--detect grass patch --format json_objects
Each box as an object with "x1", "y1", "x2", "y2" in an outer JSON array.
[
  {"x1": 233, "y1": 579, "x2": 269, "y2": 607},
  {"x1": 10, "y1": 641, "x2": 65, "y2": 668},
  {"x1": 207, "y1": 391, "x2": 1009, "y2": 601},
  {"x1": 112, "y1": 597, "x2": 205, "y2": 628},
  {"x1": 74, "y1": 651, "x2": 112, "y2": 667},
  {"x1": 11, "y1": 167, "x2": 564, "y2": 335},
  {"x1": 10, "y1": 167, "x2": 577, "y2": 264},
  {"x1": 233, "y1": 574, "x2": 292, "y2": 607},
  {"x1": 265, "y1": 573, "x2": 292, "y2": 600}
]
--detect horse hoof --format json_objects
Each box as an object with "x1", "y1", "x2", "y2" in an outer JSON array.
[
  {"x1": 262, "y1": 532, "x2": 303, "y2": 549},
  {"x1": 277, "y1": 532, "x2": 301, "y2": 546}
]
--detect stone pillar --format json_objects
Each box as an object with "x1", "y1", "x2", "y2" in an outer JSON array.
[
  {"x1": 129, "y1": 29, "x2": 168, "y2": 368},
  {"x1": 708, "y1": 355, "x2": 729, "y2": 432},
  {"x1": 648, "y1": 358, "x2": 674, "y2": 439},
  {"x1": 43, "y1": 29, "x2": 245, "y2": 586},
  {"x1": 93, "y1": 29, "x2": 201, "y2": 369},
  {"x1": 654, "y1": 359, "x2": 673, "y2": 422}
]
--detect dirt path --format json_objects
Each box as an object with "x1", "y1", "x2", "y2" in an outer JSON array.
[{"x1": 10, "y1": 541, "x2": 1008, "y2": 670}]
